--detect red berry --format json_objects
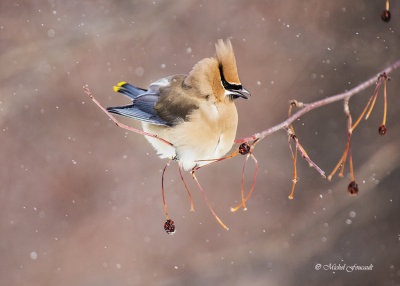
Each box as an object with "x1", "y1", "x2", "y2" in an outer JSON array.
[
  {"x1": 348, "y1": 181, "x2": 359, "y2": 196},
  {"x1": 381, "y1": 10, "x2": 391, "y2": 22},
  {"x1": 164, "y1": 219, "x2": 176, "y2": 235},
  {"x1": 239, "y1": 143, "x2": 251, "y2": 155},
  {"x1": 378, "y1": 124, "x2": 387, "y2": 136}
]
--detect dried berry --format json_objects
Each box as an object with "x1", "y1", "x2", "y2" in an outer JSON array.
[
  {"x1": 348, "y1": 181, "x2": 359, "y2": 196},
  {"x1": 378, "y1": 124, "x2": 387, "y2": 136},
  {"x1": 164, "y1": 219, "x2": 175, "y2": 235},
  {"x1": 381, "y1": 10, "x2": 391, "y2": 22},
  {"x1": 239, "y1": 143, "x2": 251, "y2": 155}
]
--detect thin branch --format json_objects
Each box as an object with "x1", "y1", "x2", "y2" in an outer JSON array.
[
  {"x1": 291, "y1": 133, "x2": 326, "y2": 178},
  {"x1": 83, "y1": 87, "x2": 173, "y2": 147},
  {"x1": 235, "y1": 60, "x2": 400, "y2": 144}
]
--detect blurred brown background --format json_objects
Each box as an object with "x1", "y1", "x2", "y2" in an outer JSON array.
[{"x1": 1, "y1": 1, "x2": 400, "y2": 285}]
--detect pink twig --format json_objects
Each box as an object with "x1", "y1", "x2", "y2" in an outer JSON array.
[
  {"x1": 290, "y1": 133, "x2": 326, "y2": 178},
  {"x1": 83, "y1": 87, "x2": 173, "y2": 146}
]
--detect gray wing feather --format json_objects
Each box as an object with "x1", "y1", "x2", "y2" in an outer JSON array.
[
  {"x1": 107, "y1": 92, "x2": 171, "y2": 126},
  {"x1": 133, "y1": 94, "x2": 160, "y2": 116}
]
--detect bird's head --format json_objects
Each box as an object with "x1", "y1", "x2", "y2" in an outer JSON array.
[
  {"x1": 215, "y1": 39, "x2": 250, "y2": 101},
  {"x1": 185, "y1": 39, "x2": 250, "y2": 103}
]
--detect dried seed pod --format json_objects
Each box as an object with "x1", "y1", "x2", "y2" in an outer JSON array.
[
  {"x1": 239, "y1": 143, "x2": 251, "y2": 155},
  {"x1": 164, "y1": 219, "x2": 175, "y2": 235},
  {"x1": 348, "y1": 181, "x2": 359, "y2": 196},
  {"x1": 381, "y1": 10, "x2": 391, "y2": 22},
  {"x1": 378, "y1": 124, "x2": 387, "y2": 136}
]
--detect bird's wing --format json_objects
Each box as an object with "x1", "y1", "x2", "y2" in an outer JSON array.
[
  {"x1": 152, "y1": 75, "x2": 200, "y2": 125},
  {"x1": 107, "y1": 93, "x2": 171, "y2": 126},
  {"x1": 107, "y1": 76, "x2": 200, "y2": 126}
]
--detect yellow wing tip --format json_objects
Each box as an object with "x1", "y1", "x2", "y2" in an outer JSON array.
[
  {"x1": 113, "y1": 86, "x2": 120, "y2": 92},
  {"x1": 117, "y1": 81, "x2": 127, "y2": 86}
]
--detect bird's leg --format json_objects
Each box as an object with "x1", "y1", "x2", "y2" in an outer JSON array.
[
  {"x1": 178, "y1": 163, "x2": 195, "y2": 211},
  {"x1": 83, "y1": 87, "x2": 173, "y2": 147},
  {"x1": 190, "y1": 170, "x2": 229, "y2": 230}
]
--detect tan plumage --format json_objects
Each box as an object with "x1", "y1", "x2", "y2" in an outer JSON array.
[{"x1": 108, "y1": 39, "x2": 250, "y2": 171}]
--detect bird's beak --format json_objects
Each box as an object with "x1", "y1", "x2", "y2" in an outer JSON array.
[{"x1": 229, "y1": 87, "x2": 251, "y2": 100}]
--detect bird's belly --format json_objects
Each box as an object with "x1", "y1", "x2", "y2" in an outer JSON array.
[
  {"x1": 175, "y1": 131, "x2": 235, "y2": 171},
  {"x1": 142, "y1": 103, "x2": 238, "y2": 171},
  {"x1": 172, "y1": 109, "x2": 237, "y2": 170},
  {"x1": 212, "y1": 134, "x2": 232, "y2": 159}
]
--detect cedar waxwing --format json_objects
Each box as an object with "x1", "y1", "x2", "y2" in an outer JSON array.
[{"x1": 107, "y1": 39, "x2": 250, "y2": 171}]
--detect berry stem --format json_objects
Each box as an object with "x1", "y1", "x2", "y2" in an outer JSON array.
[
  {"x1": 191, "y1": 171, "x2": 229, "y2": 231},
  {"x1": 178, "y1": 164, "x2": 195, "y2": 212},
  {"x1": 162, "y1": 162, "x2": 170, "y2": 220},
  {"x1": 382, "y1": 78, "x2": 387, "y2": 126},
  {"x1": 288, "y1": 140, "x2": 298, "y2": 200},
  {"x1": 231, "y1": 154, "x2": 258, "y2": 211}
]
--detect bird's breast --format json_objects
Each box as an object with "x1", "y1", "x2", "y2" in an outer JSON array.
[
  {"x1": 172, "y1": 101, "x2": 238, "y2": 170},
  {"x1": 208, "y1": 103, "x2": 220, "y2": 121}
]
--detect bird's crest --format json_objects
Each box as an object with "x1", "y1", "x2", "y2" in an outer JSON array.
[{"x1": 215, "y1": 39, "x2": 240, "y2": 85}]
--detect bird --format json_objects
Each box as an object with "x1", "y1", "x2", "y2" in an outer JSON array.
[
  {"x1": 99, "y1": 39, "x2": 250, "y2": 232},
  {"x1": 107, "y1": 39, "x2": 250, "y2": 172}
]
